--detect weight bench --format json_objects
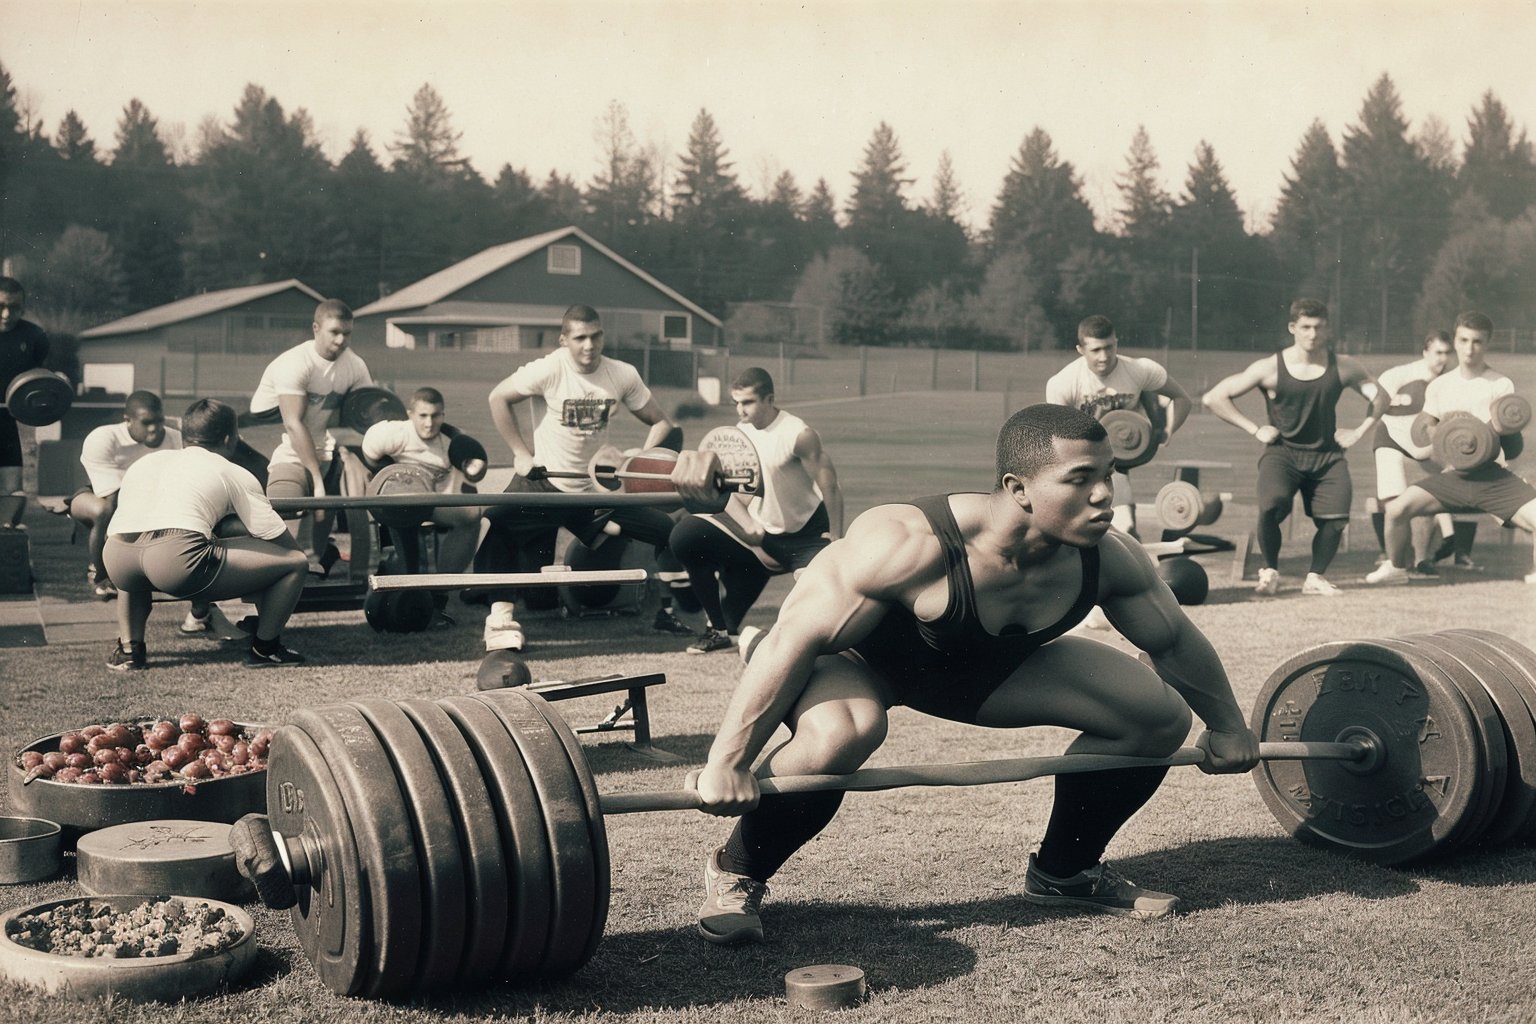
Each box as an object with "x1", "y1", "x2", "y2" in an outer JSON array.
[{"x1": 525, "y1": 672, "x2": 680, "y2": 762}]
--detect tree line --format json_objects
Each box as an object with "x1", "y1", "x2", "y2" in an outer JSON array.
[{"x1": 1, "y1": 65, "x2": 1533, "y2": 352}]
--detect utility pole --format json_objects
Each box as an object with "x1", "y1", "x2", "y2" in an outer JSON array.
[{"x1": 1190, "y1": 247, "x2": 1199, "y2": 356}]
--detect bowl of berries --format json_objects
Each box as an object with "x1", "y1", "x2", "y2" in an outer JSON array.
[{"x1": 9, "y1": 715, "x2": 273, "y2": 834}]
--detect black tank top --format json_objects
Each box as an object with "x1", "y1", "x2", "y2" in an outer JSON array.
[
  {"x1": 850, "y1": 494, "x2": 1100, "y2": 708},
  {"x1": 1265, "y1": 351, "x2": 1343, "y2": 451}
]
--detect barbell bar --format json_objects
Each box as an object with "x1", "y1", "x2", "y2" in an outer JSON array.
[
  {"x1": 270, "y1": 490, "x2": 703, "y2": 513},
  {"x1": 369, "y1": 569, "x2": 649, "y2": 593},
  {"x1": 531, "y1": 464, "x2": 757, "y2": 490}
]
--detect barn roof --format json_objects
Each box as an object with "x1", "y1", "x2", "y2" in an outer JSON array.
[{"x1": 81, "y1": 279, "x2": 325, "y2": 339}]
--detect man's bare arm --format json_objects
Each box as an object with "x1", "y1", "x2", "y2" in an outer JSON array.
[
  {"x1": 1153, "y1": 377, "x2": 1194, "y2": 439},
  {"x1": 277, "y1": 393, "x2": 329, "y2": 516},
  {"x1": 1202, "y1": 358, "x2": 1279, "y2": 441},
  {"x1": 628, "y1": 397, "x2": 677, "y2": 451},
  {"x1": 795, "y1": 427, "x2": 844, "y2": 538},
  {"x1": 487, "y1": 378, "x2": 536, "y2": 475}
]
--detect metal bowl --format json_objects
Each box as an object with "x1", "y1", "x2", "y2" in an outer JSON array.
[
  {"x1": 0, "y1": 817, "x2": 62, "y2": 884},
  {"x1": 0, "y1": 895, "x2": 256, "y2": 1001},
  {"x1": 9, "y1": 722, "x2": 268, "y2": 834}
]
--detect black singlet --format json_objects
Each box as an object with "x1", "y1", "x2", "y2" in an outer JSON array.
[
  {"x1": 1264, "y1": 351, "x2": 1343, "y2": 451},
  {"x1": 849, "y1": 494, "x2": 1100, "y2": 721}
]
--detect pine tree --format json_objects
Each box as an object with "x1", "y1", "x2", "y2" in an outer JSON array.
[
  {"x1": 1461, "y1": 90, "x2": 1536, "y2": 221},
  {"x1": 846, "y1": 122, "x2": 912, "y2": 232},
  {"x1": 390, "y1": 83, "x2": 465, "y2": 180},
  {"x1": 769, "y1": 170, "x2": 802, "y2": 211},
  {"x1": 112, "y1": 99, "x2": 171, "y2": 168},
  {"x1": 1271, "y1": 120, "x2": 1344, "y2": 301},
  {"x1": 929, "y1": 150, "x2": 965, "y2": 226},
  {"x1": 54, "y1": 111, "x2": 97, "y2": 163},
  {"x1": 1116, "y1": 126, "x2": 1171, "y2": 242},
  {"x1": 672, "y1": 109, "x2": 745, "y2": 220}
]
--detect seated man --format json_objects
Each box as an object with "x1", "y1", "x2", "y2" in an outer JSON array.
[
  {"x1": 676, "y1": 404, "x2": 1260, "y2": 944},
  {"x1": 361, "y1": 387, "x2": 484, "y2": 602},
  {"x1": 669, "y1": 367, "x2": 842, "y2": 654},
  {"x1": 102, "y1": 398, "x2": 311, "y2": 670}
]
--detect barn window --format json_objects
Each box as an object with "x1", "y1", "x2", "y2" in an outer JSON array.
[
  {"x1": 547, "y1": 244, "x2": 582, "y2": 275},
  {"x1": 662, "y1": 314, "x2": 690, "y2": 342}
]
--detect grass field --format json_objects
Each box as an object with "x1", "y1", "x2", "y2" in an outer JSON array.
[{"x1": 4, "y1": 384, "x2": 1536, "y2": 1022}]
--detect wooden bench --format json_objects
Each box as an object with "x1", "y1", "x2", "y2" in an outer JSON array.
[{"x1": 526, "y1": 672, "x2": 679, "y2": 762}]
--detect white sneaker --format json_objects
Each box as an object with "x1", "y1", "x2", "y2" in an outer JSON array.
[
  {"x1": 1253, "y1": 567, "x2": 1281, "y2": 596},
  {"x1": 1364, "y1": 563, "x2": 1410, "y2": 585},
  {"x1": 1301, "y1": 573, "x2": 1342, "y2": 597},
  {"x1": 180, "y1": 605, "x2": 251, "y2": 640},
  {"x1": 483, "y1": 608, "x2": 525, "y2": 652}
]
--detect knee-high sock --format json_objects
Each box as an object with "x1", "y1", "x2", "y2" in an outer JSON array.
[
  {"x1": 1371, "y1": 510, "x2": 1386, "y2": 553},
  {"x1": 1309, "y1": 518, "x2": 1346, "y2": 574},
  {"x1": 1035, "y1": 766, "x2": 1170, "y2": 877},
  {"x1": 720, "y1": 791, "x2": 846, "y2": 883},
  {"x1": 1257, "y1": 509, "x2": 1285, "y2": 569}
]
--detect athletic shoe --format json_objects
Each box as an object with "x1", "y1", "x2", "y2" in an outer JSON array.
[
  {"x1": 697, "y1": 849, "x2": 768, "y2": 945},
  {"x1": 1364, "y1": 563, "x2": 1411, "y2": 585},
  {"x1": 483, "y1": 608, "x2": 525, "y2": 652},
  {"x1": 245, "y1": 641, "x2": 306, "y2": 668},
  {"x1": 1253, "y1": 567, "x2": 1281, "y2": 596},
  {"x1": 1022, "y1": 854, "x2": 1180, "y2": 920},
  {"x1": 179, "y1": 605, "x2": 251, "y2": 639},
  {"x1": 106, "y1": 640, "x2": 147, "y2": 672},
  {"x1": 739, "y1": 625, "x2": 767, "y2": 665},
  {"x1": 1301, "y1": 573, "x2": 1342, "y2": 597},
  {"x1": 1412, "y1": 560, "x2": 1439, "y2": 577},
  {"x1": 88, "y1": 568, "x2": 118, "y2": 600},
  {"x1": 428, "y1": 611, "x2": 456, "y2": 630},
  {"x1": 1452, "y1": 554, "x2": 1482, "y2": 572},
  {"x1": 687, "y1": 628, "x2": 737, "y2": 656},
  {"x1": 652, "y1": 607, "x2": 693, "y2": 636}
]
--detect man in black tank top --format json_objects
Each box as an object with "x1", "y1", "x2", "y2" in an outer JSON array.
[
  {"x1": 671, "y1": 404, "x2": 1259, "y2": 944},
  {"x1": 1203, "y1": 298, "x2": 1387, "y2": 598}
]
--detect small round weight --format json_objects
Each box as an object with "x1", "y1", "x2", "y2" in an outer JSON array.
[{"x1": 785, "y1": 964, "x2": 867, "y2": 1010}]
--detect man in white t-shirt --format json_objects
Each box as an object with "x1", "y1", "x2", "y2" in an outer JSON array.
[
  {"x1": 1367, "y1": 311, "x2": 1536, "y2": 585},
  {"x1": 361, "y1": 387, "x2": 483, "y2": 586},
  {"x1": 669, "y1": 367, "x2": 842, "y2": 655},
  {"x1": 476, "y1": 303, "x2": 692, "y2": 652},
  {"x1": 249, "y1": 298, "x2": 373, "y2": 574},
  {"x1": 1045, "y1": 315, "x2": 1193, "y2": 537},
  {"x1": 102, "y1": 399, "x2": 311, "y2": 670}
]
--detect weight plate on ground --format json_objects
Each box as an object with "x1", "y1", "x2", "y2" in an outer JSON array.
[
  {"x1": 264, "y1": 725, "x2": 367, "y2": 997},
  {"x1": 396, "y1": 698, "x2": 509, "y2": 987},
  {"x1": 436, "y1": 695, "x2": 553, "y2": 983},
  {"x1": 290, "y1": 705, "x2": 422, "y2": 999},
  {"x1": 1413, "y1": 633, "x2": 1536, "y2": 845},
  {"x1": 1154, "y1": 480, "x2": 1203, "y2": 534},
  {"x1": 699, "y1": 425, "x2": 763, "y2": 495},
  {"x1": 474, "y1": 690, "x2": 598, "y2": 979},
  {"x1": 521, "y1": 689, "x2": 611, "y2": 973},
  {"x1": 1250, "y1": 640, "x2": 1482, "y2": 865},
  {"x1": 1380, "y1": 638, "x2": 1507, "y2": 852},
  {"x1": 1098, "y1": 409, "x2": 1157, "y2": 470},
  {"x1": 1490, "y1": 394, "x2": 1531, "y2": 435},
  {"x1": 350, "y1": 699, "x2": 468, "y2": 995},
  {"x1": 1432, "y1": 411, "x2": 1498, "y2": 471},
  {"x1": 1442, "y1": 630, "x2": 1536, "y2": 842}
]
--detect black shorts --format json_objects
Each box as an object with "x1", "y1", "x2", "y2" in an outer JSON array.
[
  {"x1": 1258, "y1": 445, "x2": 1352, "y2": 519},
  {"x1": 759, "y1": 505, "x2": 833, "y2": 572},
  {"x1": 0, "y1": 411, "x2": 21, "y2": 468},
  {"x1": 1414, "y1": 465, "x2": 1536, "y2": 524},
  {"x1": 103, "y1": 529, "x2": 224, "y2": 599}
]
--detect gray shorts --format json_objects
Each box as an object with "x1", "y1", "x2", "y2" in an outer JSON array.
[
  {"x1": 103, "y1": 529, "x2": 223, "y2": 598},
  {"x1": 1415, "y1": 465, "x2": 1536, "y2": 525}
]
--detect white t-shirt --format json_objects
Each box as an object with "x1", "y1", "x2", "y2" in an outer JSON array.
[
  {"x1": 738, "y1": 411, "x2": 822, "y2": 535},
  {"x1": 1045, "y1": 356, "x2": 1168, "y2": 419},
  {"x1": 1376, "y1": 359, "x2": 1438, "y2": 451},
  {"x1": 505, "y1": 349, "x2": 652, "y2": 493},
  {"x1": 1423, "y1": 366, "x2": 1514, "y2": 421},
  {"x1": 107, "y1": 446, "x2": 288, "y2": 540},
  {"x1": 79, "y1": 421, "x2": 184, "y2": 497},
  {"x1": 249, "y1": 341, "x2": 373, "y2": 465},
  {"x1": 362, "y1": 419, "x2": 453, "y2": 488}
]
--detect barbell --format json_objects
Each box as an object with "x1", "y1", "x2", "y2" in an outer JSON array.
[{"x1": 228, "y1": 628, "x2": 1536, "y2": 1000}]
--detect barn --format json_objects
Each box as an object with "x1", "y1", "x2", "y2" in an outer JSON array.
[
  {"x1": 351, "y1": 226, "x2": 722, "y2": 353},
  {"x1": 79, "y1": 279, "x2": 326, "y2": 356}
]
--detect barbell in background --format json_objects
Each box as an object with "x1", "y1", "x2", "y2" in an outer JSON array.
[{"x1": 230, "y1": 629, "x2": 1536, "y2": 1000}]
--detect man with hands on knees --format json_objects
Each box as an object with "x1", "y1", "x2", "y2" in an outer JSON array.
[{"x1": 672, "y1": 404, "x2": 1260, "y2": 945}]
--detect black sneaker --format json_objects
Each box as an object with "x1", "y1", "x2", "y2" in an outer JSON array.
[
  {"x1": 652, "y1": 607, "x2": 693, "y2": 636},
  {"x1": 1022, "y1": 853, "x2": 1179, "y2": 919},
  {"x1": 1412, "y1": 560, "x2": 1438, "y2": 578},
  {"x1": 687, "y1": 628, "x2": 737, "y2": 655},
  {"x1": 246, "y1": 640, "x2": 306, "y2": 668},
  {"x1": 107, "y1": 640, "x2": 147, "y2": 672}
]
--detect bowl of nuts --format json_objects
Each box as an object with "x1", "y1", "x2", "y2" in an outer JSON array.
[
  {"x1": 0, "y1": 895, "x2": 256, "y2": 1001},
  {"x1": 9, "y1": 715, "x2": 273, "y2": 834}
]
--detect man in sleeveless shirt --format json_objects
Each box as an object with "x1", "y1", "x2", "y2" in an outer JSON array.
[
  {"x1": 669, "y1": 367, "x2": 843, "y2": 655},
  {"x1": 671, "y1": 404, "x2": 1260, "y2": 943},
  {"x1": 1366, "y1": 311, "x2": 1536, "y2": 586},
  {"x1": 1203, "y1": 298, "x2": 1386, "y2": 597},
  {"x1": 0, "y1": 276, "x2": 50, "y2": 497}
]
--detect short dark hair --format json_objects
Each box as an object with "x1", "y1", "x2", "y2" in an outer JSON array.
[
  {"x1": 731, "y1": 367, "x2": 775, "y2": 398},
  {"x1": 314, "y1": 298, "x2": 353, "y2": 323},
  {"x1": 123, "y1": 390, "x2": 164, "y2": 417},
  {"x1": 1289, "y1": 298, "x2": 1328, "y2": 322},
  {"x1": 0, "y1": 276, "x2": 23, "y2": 297},
  {"x1": 181, "y1": 398, "x2": 237, "y2": 448},
  {"x1": 1077, "y1": 315, "x2": 1115, "y2": 343},
  {"x1": 996, "y1": 404, "x2": 1107, "y2": 487},
  {"x1": 1455, "y1": 311, "x2": 1493, "y2": 335},
  {"x1": 1422, "y1": 329, "x2": 1453, "y2": 349},
  {"x1": 562, "y1": 304, "x2": 601, "y2": 330},
  {"x1": 411, "y1": 386, "x2": 445, "y2": 408}
]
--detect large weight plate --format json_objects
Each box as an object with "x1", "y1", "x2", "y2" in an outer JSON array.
[
  {"x1": 350, "y1": 699, "x2": 467, "y2": 995},
  {"x1": 1432, "y1": 411, "x2": 1498, "y2": 471},
  {"x1": 264, "y1": 725, "x2": 367, "y2": 996},
  {"x1": 396, "y1": 699, "x2": 509, "y2": 987},
  {"x1": 436, "y1": 695, "x2": 553, "y2": 983},
  {"x1": 1154, "y1": 480, "x2": 1203, "y2": 534},
  {"x1": 1409, "y1": 413, "x2": 1436, "y2": 449},
  {"x1": 366, "y1": 462, "x2": 442, "y2": 529},
  {"x1": 339, "y1": 386, "x2": 407, "y2": 432},
  {"x1": 1380, "y1": 638, "x2": 1506, "y2": 852},
  {"x1": 1490, "y1": 394, "x2": 1531, "y2": 435},
  {"x1": 4, "y1": 368, "x2": 73, "y2": 427},
  {"x1": 474, "y1": 690, "x2": 599, "y2": 979},
  {"x1": 1414, "y1": 633, "x2": 1536, "y2": 845},
  {"x1": 1250, "y1": 640, "x2": 1483, "y2": 865},
  {"x1": 1098, "y1": 409, "x2": 1157, "y2": 470},
  {"x1": 1443, "y1": 630, "x2": 1536, "y2": 842},
  {"x1": 621, "y1": 448, "x2": 682, "y2": 494},
  {"x1": 521, "y1": 689, "x2": 611, "y2": 973},
  {"x1": 290, "y1": 705, "x2": 422, "y2": 999},
  {"x1": 699, "y1": 425, "x2": 763, "y2": 496}
]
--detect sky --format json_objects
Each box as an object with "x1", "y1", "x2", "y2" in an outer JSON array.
[{"x1": 9, "y1": 0, "x2": 1536, "y2": 233}]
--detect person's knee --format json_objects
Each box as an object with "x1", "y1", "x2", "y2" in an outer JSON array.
[
  {"x1": 1140, "y1": 694, "x2": 1193, "y2": 756},
  {"x1": 668, "y1": 516, "x2": 711, "y2": 560},
  {"x1": 1313, "y1": 517, "x2": 1347, "y2": 538},
  {"x1": 793, "y1": 703, "x2": 888, "y2": 772}
]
